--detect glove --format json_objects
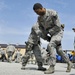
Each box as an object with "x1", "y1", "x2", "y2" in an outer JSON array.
[
  {"x1": 25, "y1": 42, "x2": 33, "y2": 51},
  {"x1": 46, "y1": 36, "x2": 51, "y2": 42},
  {"x1": 38, "y1": 41, "x2": 41, "y2": 45}
]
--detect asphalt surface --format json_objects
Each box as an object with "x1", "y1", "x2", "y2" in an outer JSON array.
[{"x1": 0, "y1": 62, "x2": 75, "y2": 75}]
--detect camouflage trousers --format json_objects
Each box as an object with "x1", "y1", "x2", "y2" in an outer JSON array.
[
  {"x1": 6, "y1": 51, "x2": 14, "y2": 62},
  {"x1": 47, "y1": 31, "x2": 70, "y2": 66},
  {"x1": 22, "y1": 44, "x2": 43, "y2": 66}
]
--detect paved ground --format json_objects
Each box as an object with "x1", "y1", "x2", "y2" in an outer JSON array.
[{"x1": 0, "y1": 62, "x2": 75, "y2": 75}]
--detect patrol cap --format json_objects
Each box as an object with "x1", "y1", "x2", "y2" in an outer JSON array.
[{"x1": 33, "y1": 3, "x2": 43, "y2": 10}]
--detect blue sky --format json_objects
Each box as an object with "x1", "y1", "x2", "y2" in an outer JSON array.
[{"x1": 0, "y1": 0, "x2": 75, "y2": 50}]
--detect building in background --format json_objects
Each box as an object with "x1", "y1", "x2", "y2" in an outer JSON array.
[{"x1": 0, "y1": 44, "x2": 25, "y2": 56}]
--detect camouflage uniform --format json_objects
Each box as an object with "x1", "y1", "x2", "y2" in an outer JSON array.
[
  {"x1": 0, "y1": 49, "x2": 7, "y2": 62},
  {"x1": 6, "y1": 44, "x2": 15, "y2": 62},
  {"x1": 14, "y1": 50, "x2": 22, "y2": 63},
  {"x1": 21, "y1": 25, "x2": 46, "y2": 71},
  {"x1": 32, "y1": 9, "x2": 72, "y2": 73}
]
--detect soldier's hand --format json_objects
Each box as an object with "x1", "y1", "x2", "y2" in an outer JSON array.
[{"x1": 46, "y1": 36, "x2": 51, "y2": 42}]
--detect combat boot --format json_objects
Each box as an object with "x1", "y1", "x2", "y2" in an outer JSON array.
[
  {"x1": 38, "y1": 66, "x2": 46, "y2": 71},
  {"x1": 37, "y1": 62, "x2": 46, "y2": 71},
  {"x1": 21, "y1": 55, "x2": 29, "y2": 70},
  {"x1": 66, "y1": 62, "x2": 73, "y2": 72},
  {"x1": 44, "y1": 65, "x2": 55, "y2": 74}
]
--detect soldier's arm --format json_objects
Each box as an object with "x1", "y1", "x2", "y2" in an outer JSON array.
[
  {"x1": 47, "y1": 10, "x2": 61, "y2": 34},
  {"x1": 26, "y1": 24, "x2": 40, "y2": 50},
  {"x1": 32, "y1": 22, "x2": 42, "y2": 37}
]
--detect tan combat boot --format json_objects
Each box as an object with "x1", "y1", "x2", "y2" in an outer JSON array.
[
  {"x1": 44, "y1": 66, "x2": 55, "y2": 74},
  {"x1": 66, "y1": 62, "x2": 73, "y2": 72}
]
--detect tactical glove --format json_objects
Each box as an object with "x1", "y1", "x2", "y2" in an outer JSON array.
[{"x1": 46, "y1": 36, "x2": 51, "y2": 42}]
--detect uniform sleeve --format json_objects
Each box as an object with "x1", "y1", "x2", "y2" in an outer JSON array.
[
  {"x1": 47, "y1": 10, "x2": 61, "y2": 35},
  {"x1": 32, "y1": 22, "x2": 42, "y2": 36},
  {"x1": 27, "y1": 22, "x2": 41, "y2": 44},
  {"x1": 51, "y1": 10, "x2": 57, "y2": 19},
  {"x1": 51, "y1": 10, "x2": 61, "y2": 27}
]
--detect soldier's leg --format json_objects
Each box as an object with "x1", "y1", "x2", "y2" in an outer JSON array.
[
  {"x1": 44, "y1": 32, "x2": 64, "y2": 74},
  {"x1": 56, "y1": 45, "x2": 73, "y2": 72},
  {"x1": 55, "y1": 32, "x2": 73, "y2": 72},
  {"x1": 21, "y1": 50, "x2": 31, "y2": 70},
  {"x1": 7, "y1": 52, "x2": 11, "y2": 62},
  {"x1": 44, "y1": 42, "x2": 56, "y2": 74},
  {"x1": 1, "y1": 54, "x2": 5, "y2": 62},
  {"x1": 33, "y1": 45, "x2": 46, "y2": 71},
  {"x1": 17, "y1": 56, "x2": 21, "y2": 63},
  {"x1": 9, "y1": 52, "x2": 13, "y2": 62}
]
